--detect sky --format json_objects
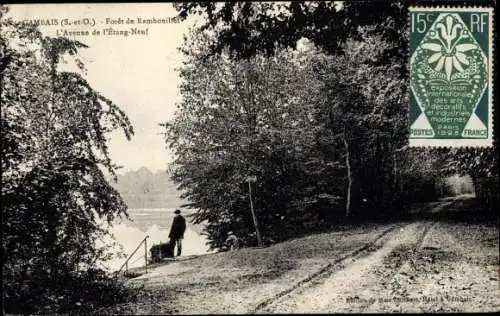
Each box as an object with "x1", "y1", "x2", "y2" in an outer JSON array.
[{"x1": 8, "y1": 4, "x2": 196, "y2": 173}]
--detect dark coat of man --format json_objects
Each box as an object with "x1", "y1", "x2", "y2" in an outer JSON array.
[{"x1": 168, "y1": 212, "x2": 186, "y2": 239}]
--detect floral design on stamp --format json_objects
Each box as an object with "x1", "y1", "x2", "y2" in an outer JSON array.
[{"x1": 409, "y1": 7, "x2": 493, "y2": 147}]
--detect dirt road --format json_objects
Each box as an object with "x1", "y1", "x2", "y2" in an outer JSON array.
[
  {"x1": 100, "y1": 196, "x2": 499, "y2": 314},
  {"x1": 260, "y1": 220, "x2": 498, "y2": 312}
]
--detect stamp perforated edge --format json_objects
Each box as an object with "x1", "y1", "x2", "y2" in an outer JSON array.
[{"x1": 407, "y1": 6, "x2": 495, "y2": 148}]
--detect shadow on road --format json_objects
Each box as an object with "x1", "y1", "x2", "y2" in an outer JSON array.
[
  {"x1": 409, "y1": 195, "x2": 497, "y2": 224},
  {"x1": 336, "y1": 195, "x2": 497, "y2": 231}
]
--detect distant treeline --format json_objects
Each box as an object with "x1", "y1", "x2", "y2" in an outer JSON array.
[{"x1": 112, "y1": 167, "x2": 184, "y2": 209}]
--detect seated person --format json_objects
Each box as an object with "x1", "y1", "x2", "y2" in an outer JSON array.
[{"x1": 225, "y1": 231, "x2": 240, "y2": 251}]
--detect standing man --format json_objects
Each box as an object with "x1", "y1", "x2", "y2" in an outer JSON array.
[{"x1": 168, "y1": 209, "x2": 186, "y2": 257}]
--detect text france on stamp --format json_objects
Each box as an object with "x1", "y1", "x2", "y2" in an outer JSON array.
[{"x1": 409, "y1": 7, "x2": 493, "y2": 147}]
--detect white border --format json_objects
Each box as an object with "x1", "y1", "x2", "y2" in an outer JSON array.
[{"x1": 408, "y1": 7, "x2": 494, "y2": 147}]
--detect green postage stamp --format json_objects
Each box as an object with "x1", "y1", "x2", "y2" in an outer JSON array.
[{"x1": 409, "y1": 7, "x2": 493, "y2": 147}]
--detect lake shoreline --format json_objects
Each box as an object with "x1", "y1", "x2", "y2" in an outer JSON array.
[{"x1": 100, "y1": 208, "x2": 210, "y2": 271}]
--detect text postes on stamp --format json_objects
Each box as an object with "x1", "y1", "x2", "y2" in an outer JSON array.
[{"x1": 409, "y1": 7, "x2": 493, "y2": 147}]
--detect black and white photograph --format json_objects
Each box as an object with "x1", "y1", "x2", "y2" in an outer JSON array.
[{"x1": 1, "y1": 1, "x2": 498, "y2": 314}]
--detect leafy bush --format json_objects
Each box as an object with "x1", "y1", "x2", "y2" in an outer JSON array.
[
  {"x1": 3, "y1": 267, "x2": 134, "y2": 314},
  {"x1": 1, "y1": 7, "x2": 135, "y2": 314}
]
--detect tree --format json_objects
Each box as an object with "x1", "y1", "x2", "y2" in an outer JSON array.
[
  {"x1": 300, "y1": 23, "x2": 416, "y2": 217},
  {"x1": 174, "y1": 2, "x2": 407, "y2": 60},
  {"x1": 173, "y1": 1, "x2": 488, "y2": 218},
  {"x1": 168, "y1": 1, "x2": 496, "y2": 248},
  {"x1": 164, "y1": 29, "x2": 343, "y2": 249},
  {"x1": 1, "y1": 13, "x2": 134, "y2": 313},
  {"x1": 173, "y1": 2, "x2": 411, "y2": 218}
]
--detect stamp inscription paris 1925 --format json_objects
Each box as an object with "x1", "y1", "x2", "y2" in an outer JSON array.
[{"x1": 409, "y1": 7, "x2": 493, "y2": 147}]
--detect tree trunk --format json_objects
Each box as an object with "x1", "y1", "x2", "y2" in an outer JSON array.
[{"x1": 343, "y1": 135, "x2": 353, "y2": 218}]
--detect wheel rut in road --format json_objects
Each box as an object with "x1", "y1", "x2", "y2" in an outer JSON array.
[
  {"x1": 250, "y1": 223, "x2": 404, "y2": 313},
  {"x1": 255, "y1": 200, "x2": 456, "y2": 313}
]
